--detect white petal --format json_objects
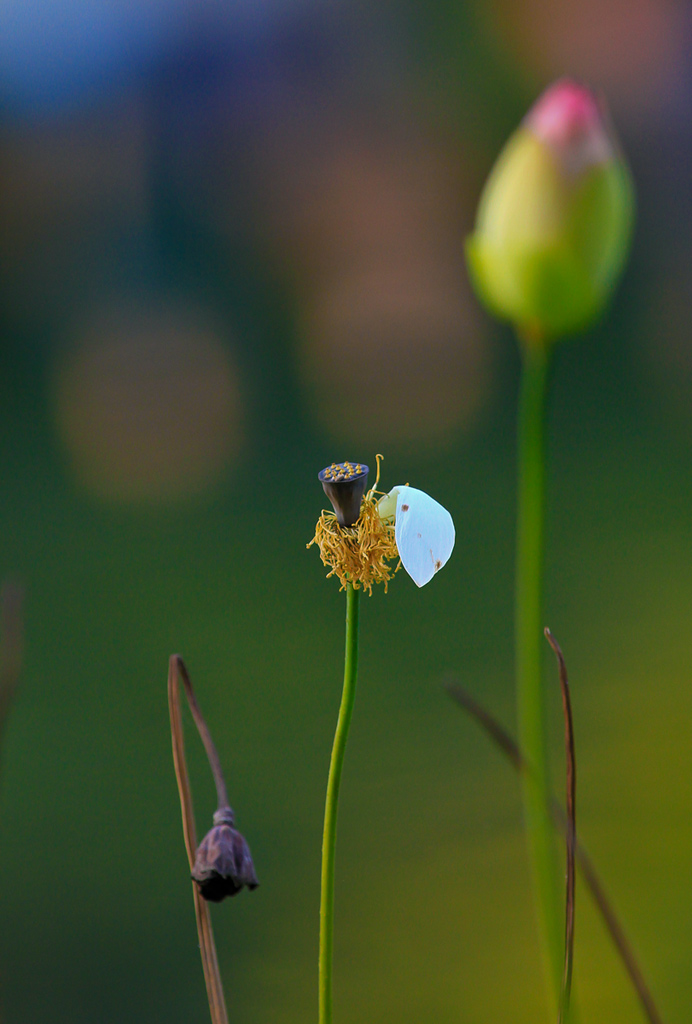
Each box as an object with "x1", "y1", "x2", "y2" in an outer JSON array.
[{"x1": 392, "y1": 485, "x2": 455, "y2": 587}]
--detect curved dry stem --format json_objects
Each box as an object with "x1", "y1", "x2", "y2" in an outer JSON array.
[
  {"x1": 168, "y1": 655, "x2": 229, "y2": 1024},
  {"x1": 545, "y1": 629, "x2": 576, "y2": 1024},
  {"x1": 174, "y1": 656, "x2": 229, "y2": 811},
  {"x1": 445, "y1": 677, "x2": 664, "y2": 1024}
]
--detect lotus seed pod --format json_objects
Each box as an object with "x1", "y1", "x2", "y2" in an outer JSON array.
[{"x1": 318, "y1": 462, "x2": 369, "y2": 527}]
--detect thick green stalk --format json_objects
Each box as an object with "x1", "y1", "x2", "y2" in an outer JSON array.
[
  {"x1": 515, "y1": 337, "x2": 562, "y2": 1012},
  {"x1": 319, "y1": 583, "x2": 360, "y2": 1024}
]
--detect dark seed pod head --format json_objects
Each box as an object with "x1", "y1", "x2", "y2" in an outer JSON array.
[
  {"x1": 318, "y1": 462, "x2": 369, "y2": 527},
  {"x1": 191, "y1": 807, "x2": 259, "y2": 903}
]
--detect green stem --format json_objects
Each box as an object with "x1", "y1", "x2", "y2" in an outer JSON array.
[
  {"x1": 515, "y1": 336, "x2": 562, "y2": 1012},
  {"x1": 319, "y1": 583, "x2": 360, "y2": 1024}
]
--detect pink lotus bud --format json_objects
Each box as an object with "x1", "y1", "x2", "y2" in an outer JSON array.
[
  {"x1": 526, "y1": 80, "x2": 613, "y2": 175},
  {"x1": 466, "y1": 79, "x2": 634, "y2": 340}
]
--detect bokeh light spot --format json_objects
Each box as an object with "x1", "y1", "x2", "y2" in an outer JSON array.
[
  {"x1": 53, "y1": 302, "x2": 244, "y2": 504},
  {"x1": 299, "y1": 265, "x2": 488, "y2": 447},
  {"x1": 487, "y1": 0, "x2": 688, "y2": 117}
]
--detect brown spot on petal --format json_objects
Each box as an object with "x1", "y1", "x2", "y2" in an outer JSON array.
[
  {"x1": 401, "y1": 503, "x2": 409, "y2": 511},
  {"x1": 435, "y1": 559, "x2": 442, "y2": 571}
]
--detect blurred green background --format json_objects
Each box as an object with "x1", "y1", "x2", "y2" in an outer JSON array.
[{"x1": 1, "y1": 0, "x2": 692, "y2": 1021}]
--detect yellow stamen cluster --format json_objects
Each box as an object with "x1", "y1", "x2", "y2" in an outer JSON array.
[{"x1": 307, "y1": 493, "x2": 400, "y2": 595}]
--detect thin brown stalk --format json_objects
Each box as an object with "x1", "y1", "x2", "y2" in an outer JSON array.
[
  {"x1": 444, "y1": 677, "x2": 665, "y2": 1024},
  {"x1": 0, "y1": 583, "x2": 24, "y2": 741},
  {"x1": 168, "y1": 654, "x2": 229, "y2": 1024},
  {"x1": 545, "y1": 629, "x2": 575, "y2": 1024},
  {"x1": 174, "y1": 655, "x2": 229, "y2": 811}
]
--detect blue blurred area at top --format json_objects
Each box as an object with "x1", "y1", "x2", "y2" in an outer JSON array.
[{"x1": 0, "y1": 0, "x2": 322, "y2": 117}]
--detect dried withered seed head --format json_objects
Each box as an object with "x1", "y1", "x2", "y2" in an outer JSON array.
[
  {"x1": 318, "y1": 462, "x2": 369, "y2": 527},
  {"x1": 191, "y1": 807, "x2": 259, "y2": 903}
]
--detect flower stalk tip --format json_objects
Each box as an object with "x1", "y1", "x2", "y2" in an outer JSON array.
[{"x1": 309, "y1": 457, "x2": 455, "y2": 591}]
